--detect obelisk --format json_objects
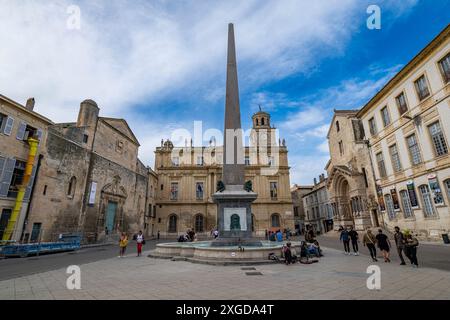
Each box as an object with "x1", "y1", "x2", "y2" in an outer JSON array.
[
  {"x1": 212, "y1": 23, "x2": 258, "y2": 245},
  {"x1": 223, "y1": 23, "x2": 245, "y2": 186}
]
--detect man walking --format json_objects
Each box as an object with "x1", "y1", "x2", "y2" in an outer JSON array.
[
  {"x1": 404, "y1": 231, "x2": 419, "y2": 268},
  {"x1": 348, "y1": 226, "x2": 359, "y2": 255},
  {"x1": 340, "y1": 227, "x2": 351, "y2": 255},
  {"x1": 394, "y1": 226, "x2": 406, "y2": 265},
  {"x1": 363, "y1": 228, "x2": 378, "y2": 262}
]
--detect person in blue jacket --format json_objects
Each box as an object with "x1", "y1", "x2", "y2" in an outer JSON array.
[
  {"x1": 340, "y1": 227, "x2": 351, "y2": 255},
  {"x1": 276, "y1": 230, "x2": 283, "y2": 242}
]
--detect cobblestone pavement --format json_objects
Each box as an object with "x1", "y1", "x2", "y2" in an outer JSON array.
[{"x1": 0, "y1": 246, "x2": 449, "y2": 300}]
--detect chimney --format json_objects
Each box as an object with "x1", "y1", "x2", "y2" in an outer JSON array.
[
  {"x1": 25, "y1": 98, "x2": 35, "y2": 111},
  {"x1": 313, "y1": 178, "x2": 317, "y2": 185}
]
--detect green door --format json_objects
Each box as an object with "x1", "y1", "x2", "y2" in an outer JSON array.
[{"x1": 105, "y1": 201, "x2": 118, "y2": 234}]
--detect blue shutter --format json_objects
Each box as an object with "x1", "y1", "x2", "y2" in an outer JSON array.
[
  {"x1": 3, "y1": 117, "x2": 14, "y2": 136},
  {"x1": 24, "y1": 165, "x2": 37, "y2": 201},
  {"x1": 16, "y1": 122, "x2": 26, "y2": 140},
  {"x1": 0, "y1": 158, "x2": 16, "y2": 197},
  {"x1": 0, "y1": 156, "x2": 5, "y2": 181}
]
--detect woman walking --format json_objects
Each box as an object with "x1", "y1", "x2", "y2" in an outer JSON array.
[
  {"x1": 119, "y1": 232, "x2": 129, "y2": 258},
  {"x1": 375, "y1": 229, "x2": 391, "y2": 262},
  {"x1": 363, "y1": 229, "x2": 378, "y2": 262}
]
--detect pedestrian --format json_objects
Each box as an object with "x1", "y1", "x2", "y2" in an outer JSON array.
[
  {"x1": 283, "y1": 242, "x2": 293, "y2": 265},
  {"x1": 375, "y1": 229, "x2": 391, "y2": 262},
  {"x1": 363, "y1": 228, "x2": 378, "y2": 262},
  {"x1": 404, "y1": 232, "x2": 419, "y2": 268},
  {"x1": 213, "y1": 229, "x2": 219, "y2": 239},
  {"x1": 265, "y1": 229, "x2": 268, "y2": 240},
  {"x1": 394, "y1": 226, "x2": 406, "y2": 265},
  {"x1": 118, "y1": 232, "x2": 129, "y2": 258},
  {"x1": 157, "y1": 230, "x2": 160, "y2": 240},
  {"x1": 285, "y1": 228, "x2": 290, "y2": 240},
  {"x1": 136, "y1": 230, "x2": 144, "y2": 257},
  {"x1": 276, "y1": 229, "x2": 283, "y2": 242},
  {"x1": 340, "y1": 227, "x2": 351, "y2": 255},
  {"x1": 348, "y1": 226, "x2": 359, "y2": 256}
]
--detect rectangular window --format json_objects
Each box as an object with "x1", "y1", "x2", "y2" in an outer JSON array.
[
  {"x1": 0, "y1": 113, "x2": 6, "y2": 132},
  {"x1": 196, "y1": 156, "x2": 204, "y2": 166},
  {"x1": 414, "y1": 75, "x2": 430, "y2": 101},
  {"x1": 380, "y1": 106, "x2": 391, "y2": 127},
  {"x1": 8, "y1": 160, "x2": 26, "y2": 198},
  {"x1": 270, "y1": 182, "x2": 278, "y2": 200},
  {"x1": 384, "y1": 194, "x2": 396, "y2": 220},
  {"x1": 268, "y1": 156, "x2": 274, "y2": 166},
  {"x1": 400, "y1": 190, "x2": 413, "y2": 218},
  {"x1": 428, "y1": 122, "x2": 448, "y2": 156},
  {"x1": 196, "y1": 182, "x2": 204, "y2": 200},
  {"x1": 170, "y1": 182, "x2": 178, "y2": 200},
  {"x1": 83, "y1": 134, "x2": 89, "y2": 143},
  {"x1": 338, "y1": 141, "x2": 344, "y2": 156},
  {"x1": 396, "y1": 92, "x2": 408, "y2": 115},
  {"x1": 244, "y1": 156, "x2": 250, "y2": 166},
  {"x1": 376, "y1": 152, "x2": 387, "y2": 178},
  {"x1": 1, "y1": 116, "x2": 14, "y2": 136},
  {"x1": 438, "y1": 52, "x2": 450, "y2": 83},
  {"x1": 368, "y1": 117, "x2": 377, "y2": 136},
  {"x1": 406, "y1": 134, "x2": 422, "y2": 165},
  {"x1": 172, "y1": 157, "x2": 179, "y2": 166},
  {"x1": 389, "y1": 144, "x2": 402, "y2": 173}
]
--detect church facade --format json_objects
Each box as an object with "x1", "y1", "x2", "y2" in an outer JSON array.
[{"x1": 153, "y1": 110, "x2": 295, "y2": 238}]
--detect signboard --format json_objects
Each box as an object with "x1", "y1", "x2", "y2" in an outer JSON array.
[
  {"x1": 224, "y1": 208, "x2": 247, "y2": 231},
  {"x1": 376, "y1": 185, "x2": 385, "y2": 211},
  {"x1": 88, "y1": 182, "x2": 97, "y2": 205},
  {"x1": 390, "y1": 188, "x2": 400, "y2": 211},
  {"x1": 428, "y1": 175, "x2": 444, "y2": 205},
  {"x1": 406, "y1": 180, "x2": 419, "y2": 208}
]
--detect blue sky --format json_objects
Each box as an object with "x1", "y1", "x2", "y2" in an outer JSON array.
[{"x1": 1, "y1": 0, "x2": 449, "y2": 184}]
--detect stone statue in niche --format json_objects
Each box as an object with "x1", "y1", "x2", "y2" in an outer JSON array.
[
  {"x1": 244, "y1": 180, "x2": 253, "y2": 192},
  {"x1": 216, "y1": 181, "x2": 225, "y2": 192}
]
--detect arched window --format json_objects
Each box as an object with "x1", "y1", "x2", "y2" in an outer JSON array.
[
  {"x1": 194, "y1": 214, "x2": 204, "y2": 232},
  {"x1": 68, "y1": 176, "x2": 76, "y2": 197},
  {"x1": 336, "y1": 121, "x2": 340, "y2": 132},
  {"x1": 261, "y1": 118, "x2": 265, "y2": 126},
  {"x1": 256, "y1": 118, "x2": 259, "y2": 126},
  {"x1": 168, "y1": 214, "x2": 177, "y2": 233},
  {"x1": 400, "y1": 190, "x2": 413, "y2": 218},
  {"x1": 271, "y1": 213, "x2": 280, "y2": 228},
  {"x1": 419, "y1": 185, "x2": 436, "y2": 217}
]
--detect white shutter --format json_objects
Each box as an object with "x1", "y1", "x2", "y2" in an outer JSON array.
[
  {"x1": 24, "y1": 165, "x2": 37, "y2": 201},
  {"x1": 16, "y1": 122, "x2": 27, "y2": 140},
  {"x1": 0, "y1": 158, "x2": 16, "y2": 197},
  {"x1": 37, "y1": 129, "x2": 43, "y2": 146},
  {"x1": 3, "y1": 117, "x2": 14, "y2": 136}
]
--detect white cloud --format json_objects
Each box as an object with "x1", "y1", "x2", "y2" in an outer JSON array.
[{"x1": 0, "y1": 0, "x2": 418, "y2": 172}]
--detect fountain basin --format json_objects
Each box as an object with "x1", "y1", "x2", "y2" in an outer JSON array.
[{"x1": 148, "y1": 240, "x2": 301, "y2": 265}]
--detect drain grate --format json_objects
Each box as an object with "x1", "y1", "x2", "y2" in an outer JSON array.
[
  {"x1": 241, "y1": 267, "x2": 256, "y2": 270},
  {"x1": 245, "y1": 271, "x2": 263, "y2": 276}
]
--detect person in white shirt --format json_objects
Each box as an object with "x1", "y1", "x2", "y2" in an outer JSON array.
[{"x1": 136, "y1": 230, "x2": 145, "y2": 257}]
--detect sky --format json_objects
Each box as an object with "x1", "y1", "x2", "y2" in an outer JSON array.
[{"x1": 1, "y1": 0, "x2": 449, "y2": 185}]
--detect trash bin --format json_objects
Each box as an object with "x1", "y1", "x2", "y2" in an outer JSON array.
[{"x1": 443, "y1": 233, "x2": 450, "y2": 244}]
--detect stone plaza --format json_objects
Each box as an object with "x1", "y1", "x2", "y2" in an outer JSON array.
[{"x1": 1, "y1": 245, "x2": 449, "y2": 300}]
